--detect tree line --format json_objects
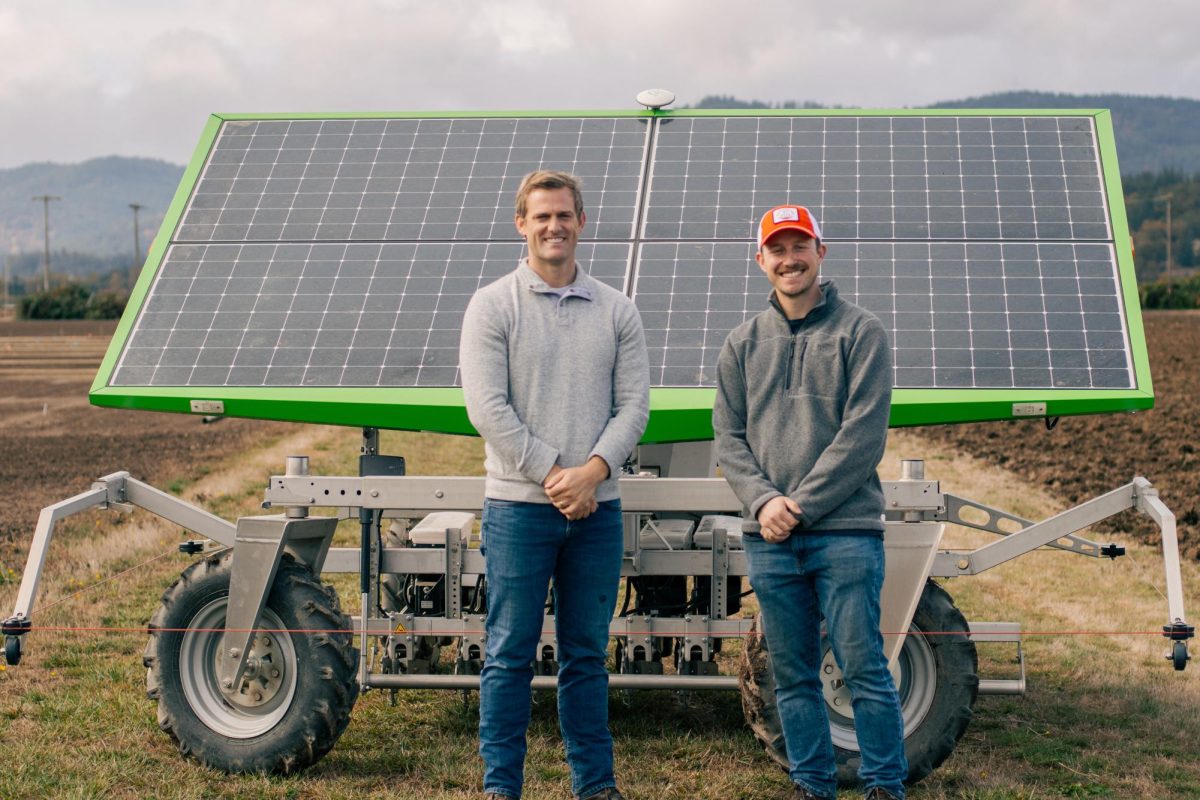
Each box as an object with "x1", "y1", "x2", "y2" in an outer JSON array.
[{"x1": 1125, "y1": 170, "x2": 1200, "y2": 307}]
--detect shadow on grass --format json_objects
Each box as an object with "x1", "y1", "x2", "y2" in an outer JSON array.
[
  {"x1": 316, "y1": 687, "x2": 751, "y2": 780},
  {"x1": 308, "y1": 646, "x2": 1200, "y2": 799}
]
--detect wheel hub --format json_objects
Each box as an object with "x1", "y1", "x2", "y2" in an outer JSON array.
[
  {"x1": 224, "y1": 633, "x2": 287, "y2": 708},
  {"x1": 179, "y1": 598, "x2": 299, "y2": 738}
]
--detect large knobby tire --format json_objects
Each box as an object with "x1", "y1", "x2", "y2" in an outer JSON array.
[
  {"x1": 144, "y1": 551, "x2": 359, "y2": 774},
  {"x1": 740, "y1": 580, "x2": 978, "y2": 786}
]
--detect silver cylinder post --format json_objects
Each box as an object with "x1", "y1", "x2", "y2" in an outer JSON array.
[
  {"x1": 900, "y1": 460, "x2": 925, "y2": 522},
  {"x1": 284, "y1": 456, "x2": 310, "y2": 519}
]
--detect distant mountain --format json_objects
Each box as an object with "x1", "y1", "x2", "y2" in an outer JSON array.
[
  {"x1": 0, "y1": 157, "x2": 183, "y2": 274},
  {"x1": 693, "y1": 91, "x2": 1200, "y2": 175}
]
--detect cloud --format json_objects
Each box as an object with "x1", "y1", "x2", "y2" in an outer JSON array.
[{"x1": 0, "y1": 0, "x2": 1197, "y2": 167}]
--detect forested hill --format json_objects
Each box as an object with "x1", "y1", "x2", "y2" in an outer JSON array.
[
  {"x1": 693, "y1": 91, "x2": 1200, "y2": 175},
  {"x1": 0, "y1": 157, "x2": 182, "y2": 264}
]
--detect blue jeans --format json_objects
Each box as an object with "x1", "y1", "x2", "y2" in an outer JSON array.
[
  {"x1": 743, "y1": 531, "x2": 907, "y2": 799},
  {"x1": 479, "y1": 498, "x2": 623, "y2": 799}
]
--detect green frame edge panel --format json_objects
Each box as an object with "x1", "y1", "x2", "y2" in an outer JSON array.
[
  {"x1": 89, "y1": 384, "x2": 1154, "y2": 444},
  {"x1": 90, "y1": 108, "x2": 1154, "y2": 443},
  {"x1": 1093, "y1": 110, "x2": 1154, "y2": 401}
]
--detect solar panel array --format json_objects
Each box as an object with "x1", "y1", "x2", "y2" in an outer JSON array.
[
  {"x1": 635, "y1": 241, "x2": 1127, "y2": 389},
  {"x1": 644, "y1": 116, "x2": 1109, "y2": 241},
  {"x1": 176, "y1": 117, "x2": 647, "y2": 243},
  {"x1": 110, "y1": 113, "x2": 1134, "y2": 393}
]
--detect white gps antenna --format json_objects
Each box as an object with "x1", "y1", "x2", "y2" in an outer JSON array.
[{"x1": 636, "y1": 88, "x2": 676, "y2": 110}]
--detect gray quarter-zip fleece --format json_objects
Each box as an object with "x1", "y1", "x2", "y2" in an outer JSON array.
[
  {"x1": 460, "y1": 260, "x2": 650, "y2": 503},
  {"x1": 713, "y1": 281, "x2": 892, "y2": 532}
]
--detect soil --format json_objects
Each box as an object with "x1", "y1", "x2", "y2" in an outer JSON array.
[
  {"x1": 917, "y1": 311, "x2": 1200, "y2": 559},
  {"x1": 0, "y1": 319, "x2": 298, "y2": 565},
  {"x1": 4, "y1": 313, "x2": 1195, "y2": 566}
]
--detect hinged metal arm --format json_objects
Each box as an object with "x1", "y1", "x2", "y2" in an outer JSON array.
[
  {"x1": 930, "y1": 483, "x2": 1138, "y2": 577},
  {"x1": 881, "y1": 479, "x2": 1120, "y2": 557},
  {"x1": 4, "y1": 472, "x2": 238, "y2": 665},
  {"x1": 939, "y1": 493, "x2": 1121, "y2": 558}
]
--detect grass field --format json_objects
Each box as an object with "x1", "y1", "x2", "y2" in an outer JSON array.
[{"x1": 1, "y1": 424, "x2": 1198, "y2": 799}]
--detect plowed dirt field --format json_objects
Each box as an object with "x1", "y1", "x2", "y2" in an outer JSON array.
[
  {"x1": 4, "y1": 314, "x2": 1195, "y2": 567},
  {"x1": 917, "y1": 311, "x2": 1200, "y2": 558},
  {"x1": 0, "y1": 320, "x2": 297, "y2": 565}
]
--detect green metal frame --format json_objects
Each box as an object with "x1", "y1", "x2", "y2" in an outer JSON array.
[{"x1": 90, "y1": 108, "x2": 1153, "y2": 443}]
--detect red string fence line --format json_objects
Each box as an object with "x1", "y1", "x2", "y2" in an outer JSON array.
[
  {"x1": 13, "y1": 544, "x2": 1182, "y2": 642},
  {"x1": 10, "y1": 625, "x2": 1182, "y2": 638}
]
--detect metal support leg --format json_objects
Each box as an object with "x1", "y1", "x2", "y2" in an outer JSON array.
[
  {"x1": 217, "y1": 514, "x2": 338, "y2": 692},
  {"x1": 1135, "y1": 479, "x2": 1194, "y2": 669},
  {"x1": 3, "y1": 482, "x2": 113, "y2": 664},
  {"x1": 1135, "y1": 480, "x2": 1188, "y2": 627},
  {"x1": 710, "y1": 525, "x2": 729, "y2": 620},
  {"x1": 880, "y1": 521, "x2": 945, "y2": 667}
]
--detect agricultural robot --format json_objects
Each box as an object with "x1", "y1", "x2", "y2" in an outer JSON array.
[{"x1": 4, "y1": 102, "x2": 1192, "y2": 786}]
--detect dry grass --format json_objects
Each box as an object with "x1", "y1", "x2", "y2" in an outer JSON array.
[
  {"x1": 0, "y1": 425, "x2": 1196, "y2": 798},
  {"x1": 885, "y1": 429, "x2": 1200, "y2": 799}
]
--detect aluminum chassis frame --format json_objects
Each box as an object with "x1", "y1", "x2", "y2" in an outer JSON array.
[{"x1": 4, "y1": 443, "x2": 1193, "y2": 691}]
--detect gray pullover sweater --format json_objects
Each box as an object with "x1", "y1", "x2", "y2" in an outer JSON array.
[
  {"x1": 460, "y1": 261, "x2": 650, "y2": 503},
  {"x1": 713, "y1": 281, "x2": 892, "y2": 532}
]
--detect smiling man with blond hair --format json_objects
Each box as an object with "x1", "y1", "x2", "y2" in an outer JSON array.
[{"x1": 460, "y1": 170, "x2": 649, "y2": 800}]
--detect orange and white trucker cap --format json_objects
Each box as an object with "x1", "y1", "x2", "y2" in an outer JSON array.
[{"x1": 757, "y1": 205, "x2": 822, "y2": 249}]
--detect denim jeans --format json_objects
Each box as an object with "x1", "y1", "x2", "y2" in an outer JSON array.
[
  {"x1": 743, "y1": 531, "x2": 907, "y2": 799},
  {"x1": 479, "y1": 498, "x2": 623, "y2": 799}
]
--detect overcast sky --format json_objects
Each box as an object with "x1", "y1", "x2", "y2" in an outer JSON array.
[{"x1": 1, "y1": 0, "x2": 1197, "y2": 169}]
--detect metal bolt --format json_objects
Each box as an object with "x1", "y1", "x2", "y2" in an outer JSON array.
[
  {"x1": 435, "y1": 490, "x2": 444, "y2": 498},
  {"x1": 222, "y1": 678, "x2": 233, "y2": 689},
  {"x1": 228, "y1": 647, "x2": 240, "y2": 658},
  {"x1": 271, "y1": 668, "x2": 280, "y2": 679},
  {"x1": 253, "y1": 690, "x2": 263, "y2": 702},
  {"x1": 823, "y1": 664, "x2": 834, "y2": 674},
  {"x1": 260, "y1": 635, "x2": 271, "y2": 646},
  {"x1": 957, "y1": 558, "x2": 969, "y2": 570},
  {"x1": 370, "y1": 489, "x2": 379, "y2": 498},
  {"x1": 833, "y1": 697, "x2": 843, "y2": 706}
]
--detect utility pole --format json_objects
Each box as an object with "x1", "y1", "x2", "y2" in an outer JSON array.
[
  {"x1": 130, "y1": 203, "x2": 144, "y2": 284},
  {"x1": 1157, "y1": 192, "x2": 1173, "y2": 297},
  {"x1": 3, "y1": 238, "x2": 13, "y2": 314},
  {"x1": 1165, "y1": 195, "x2": 1173, "y2": 297},
  {"x1": 31, "y1": 194, "x2": 61, "y2": 292}
]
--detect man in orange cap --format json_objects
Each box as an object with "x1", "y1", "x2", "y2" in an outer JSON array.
[{"x1": 713, "y1": 205, "x2": 905, "y2": 800}]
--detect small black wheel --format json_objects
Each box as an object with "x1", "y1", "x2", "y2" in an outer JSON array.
[
  {"x1": 1172, "y1": 640, "x2": 1189, "y2": 671},
  {"x1": 4, "y1": 635, "x2": 20, "y2": 666},
  {"x1": 144, "y1": 551, "x2": 358, "y2": 774},
  {"x1": 741, "y1": 580, "x2": 979, "y2": 786}
]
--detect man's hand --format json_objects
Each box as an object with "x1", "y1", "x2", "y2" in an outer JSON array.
[
  {"x1": 544, "y1": 457, "x2": 609, "y2": 520},
  {"x1": 756, "y1": 496, "x2": 802, "y2": 542}
]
